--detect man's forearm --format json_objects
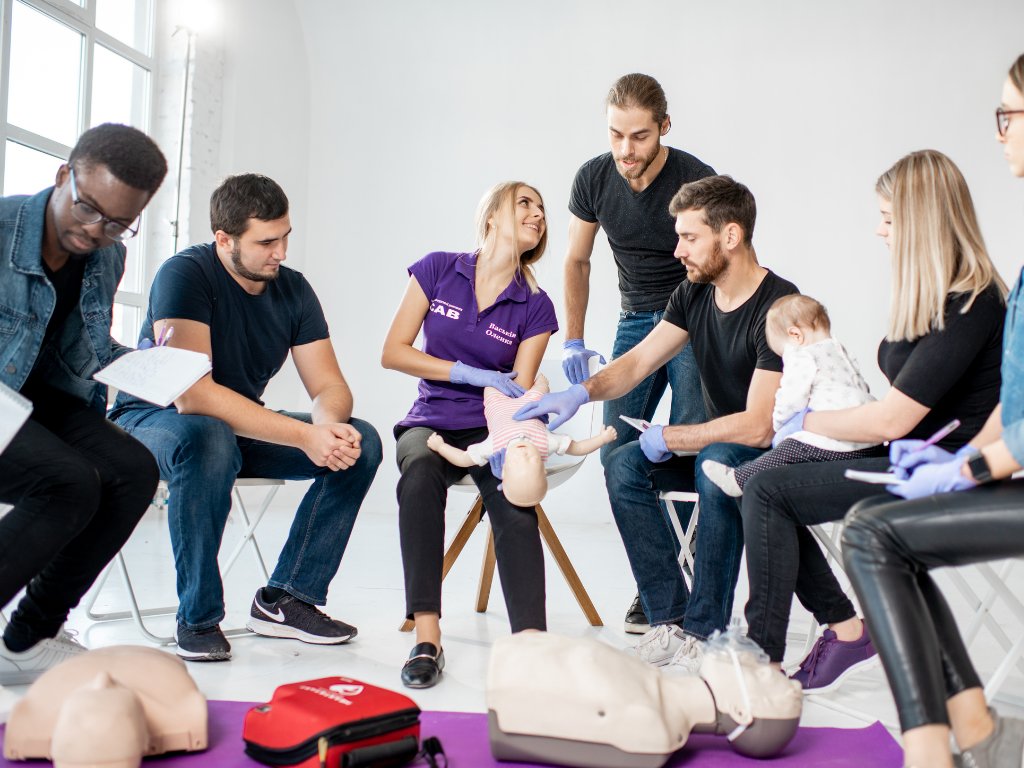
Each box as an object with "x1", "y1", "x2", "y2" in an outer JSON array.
[
  {"x1": 312, "y1": 382, "x2": 354, "y2": 425},
  {"x1": 563, "y1": 258, "x2": 591, "y2": 340},
  {"x1": 176, "y1": 379, "x2": 308, "y2": 446},
  {"x1": 663, "y1": 412, "x2": 774, "y2": 453},
  {"x1": 582, "y1": 358, "x2": 646, "y2": 403}
]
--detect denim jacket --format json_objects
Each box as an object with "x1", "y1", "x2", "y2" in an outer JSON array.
[
  {"x1": 0, "y1": 187, "x2": 132, "y2": 414},
  {"x1": 1001, "y1": 266, "x2": 1024, "y2": 464}
]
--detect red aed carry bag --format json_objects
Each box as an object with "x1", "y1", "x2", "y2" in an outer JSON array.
[{"x1": 243, "y1": 677, "x2": 442, "y2": 768}]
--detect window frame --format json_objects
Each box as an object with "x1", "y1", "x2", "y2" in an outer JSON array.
[{"x1": 0, "y1": 0, "x2": 155, "y2": 321}]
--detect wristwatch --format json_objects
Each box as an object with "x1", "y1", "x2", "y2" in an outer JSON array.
[{"x1": 966, "y1": 451, "x2": 994, "y2": 484}]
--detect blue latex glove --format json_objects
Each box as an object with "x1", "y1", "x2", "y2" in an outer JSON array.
[
  {"x1": 562, "y1": 339, "x2": 606, "y2": 385},
  {"x1": 489, "y1": 447, "x2": 506, "y2": 480},
  {"x1": 890, "y1": 441, "x2": 974, "y2": 472},
  {"x1": 449, "y1": 360, "x2": 526, "y2": 398},
  {"x1": 772, "y1": 408, "x2": 809, "y2": 448},
  {"x1": 886, "y1": 454, "x2": 976, "y2": 499},
  {"x1": 514, "y1": 384, "x2": 589, "y2": 431},
  {"x1": 639, "y1": 424, "x2": 673, "y2": 463}
]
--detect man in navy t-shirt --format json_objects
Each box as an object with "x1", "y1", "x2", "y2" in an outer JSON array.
[{"x1": 110, "y1": 174, "x2": 382, "y2": 662}]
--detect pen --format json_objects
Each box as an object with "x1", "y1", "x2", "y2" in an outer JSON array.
[
  {"x1": 909, "y1": 419, "x2": 960, "y2": 453},
  {"x1": 156, "y1": 324, "x2": 167, "y2": 347},
  {"x1": 161, "y1": 327, "x2": 174, "y2": 346}
]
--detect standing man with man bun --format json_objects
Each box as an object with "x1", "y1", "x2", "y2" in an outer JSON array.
[{"x1": 562, "y1": 73, "x2": 716, "y2": 633}]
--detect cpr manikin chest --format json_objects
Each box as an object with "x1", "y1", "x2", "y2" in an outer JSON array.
[
  {"x1": 486, "y1": 631, "x2": 802, "y2": 767},
  {"x1": 4, "y1": 645, "x2": 207, "y2": 766}
]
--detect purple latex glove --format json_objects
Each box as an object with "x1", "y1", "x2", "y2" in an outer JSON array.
[
  {"x1": 562, "y1": 339, "x2": 606, "y2": 385},
  {"x1": 890, "y1": 441, "x2": 974, "y2": 472},
  {"x1": 886, "y1": 454, "x2": 976, "y2": 499},
  {"x1": 489, "y1": 447, "x2": 506, "y2": 480},
  {"x1": 639, "y1": 425, "x2": 673, "y2": 463},
  {"x1": 772, "y1": 408, "x2": 809, "y2": 448},
  {"x1": 449, "y1": 360, "x2": 526, "y2": 398},
  {"x1": 514, "y1": 384, "x2": 589, "y2": 431}
]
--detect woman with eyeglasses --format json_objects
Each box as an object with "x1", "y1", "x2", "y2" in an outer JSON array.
[
  {"x1": 381, "y1": 181, "x2": 558, "y2": 689},
  {"x1": 841, "y1": 53, "x2": 1024, "y2": 768}
]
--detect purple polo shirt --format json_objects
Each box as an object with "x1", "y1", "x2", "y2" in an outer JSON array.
[{"x1": 399, "y1": 251, "x2": 559, "y2": 430}]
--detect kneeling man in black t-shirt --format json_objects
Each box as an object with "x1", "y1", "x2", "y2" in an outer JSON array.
[
  {"x1": 516, "y1": 175, "x2": 797, "y2": 670},
  {"x1": 110, "y1": 174, "x2": 382, "y2": 662}
]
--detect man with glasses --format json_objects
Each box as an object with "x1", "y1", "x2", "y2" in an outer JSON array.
[
  {"x1": 110, "y1": 174, "x2": 382, "y2": 662},
  {"x1": 0, "y1": 123, "x2": 167, "y2": 684}
]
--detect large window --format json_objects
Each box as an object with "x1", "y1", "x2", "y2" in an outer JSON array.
[{"x1": 0, "y1": 0, "x2": 154, "y2": 345}]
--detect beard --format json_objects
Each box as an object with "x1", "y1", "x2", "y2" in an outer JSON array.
[
  {"x1": 613, "y1": 142, "x2": 661, "y2": 181},
  {"x1": 686, "y1": 239, "x2": 729, "y2": 284},
  {"x1": 231, "y1": 240, "x2": 279, "y2": 282}
]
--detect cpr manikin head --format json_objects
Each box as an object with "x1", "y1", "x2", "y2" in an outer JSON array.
[
  {"x1": 4, "y1": 645, "x2": 207, "y2": 764},
  {"x1": 765, "y1": 294, "x2": 832, "y2": 356},
  {"x1": 501, "y1": 438, "x2": 548, "y2": 507}
]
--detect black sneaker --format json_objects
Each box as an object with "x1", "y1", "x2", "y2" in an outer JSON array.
[
  {"x1": 246, "y1": 589, "x2": 357, "y2": 645},
  {"x1": 175, "y1": 623, "x2": 231, "y2": 662},
  {"x1": 624, "y1": 593, "x2": 651, "y2": 634}
]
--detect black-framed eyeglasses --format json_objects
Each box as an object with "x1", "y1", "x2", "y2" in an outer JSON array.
[
  {"x1": 997, "y1": 107, "x2": 1024, "y2": 138},
  {"x1": 68, "y1": 167, "x2": 140, "y2": 241}
]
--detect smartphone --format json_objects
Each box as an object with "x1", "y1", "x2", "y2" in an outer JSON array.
[
  {"x1": 844, "y1": 469, "x2": 904, "y2": 485},
  {"x1": 619, "y1": 415, "x2": 651, "y2": 432}
]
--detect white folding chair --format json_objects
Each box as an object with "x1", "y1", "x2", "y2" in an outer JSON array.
[
  {"x1": 399, "y1": 358, "x2": 605, "y2": 631},
  {"x1": 660, "y1": 490, "x2": 699, "y2": 590},
  {"x1": 84, "y1": 477, "x2": 283, "y2": 645}
]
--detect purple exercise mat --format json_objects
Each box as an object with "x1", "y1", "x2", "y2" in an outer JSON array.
[{"x1": 0, "y1": 700, "x2": 903, "y2": 767}]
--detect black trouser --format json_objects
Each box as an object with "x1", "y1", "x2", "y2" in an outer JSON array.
[
  {"x1": 395, "y1": 425, "x2": 546, "y2": 632},
  {"x1": 0, "y1": 383, "x2": 158, "y2": 646},
  {"x1": 740, "y1": 452, "x2": 890, "y2": 662},
  {"x1": 842, "y1": 484, "x2": 1024, "y2": 733}
]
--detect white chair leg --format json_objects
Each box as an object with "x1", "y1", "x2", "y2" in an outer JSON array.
[
  {"x1": 114, "y1": 553, "x2": 175, "y2": 645},
  {"x1": 663, "y1": 496, "x2": 699, "y2": 590},
  {"x1": 942, "y1": 568, "x2": 1024, "y2": 678},
  {"x1": 221, "y1": 485, "x2": 277, "y2": 582},
  {"x1": 963, "y1": 560, "x2": 1016, "y2": 647}
]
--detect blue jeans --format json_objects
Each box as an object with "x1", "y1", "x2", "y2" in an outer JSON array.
[
  {"x1": 601, "y1": 310, "x2": 706, "y2": 466},
  {"x1": 111, "y1": 407, "x2": 382, "y2": 629},
  {"x1": 605, "y1": 441, "x2": 764, "y2": 638}
]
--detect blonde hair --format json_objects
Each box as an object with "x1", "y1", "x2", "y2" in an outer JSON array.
[
  {"x1": 875, "y1": 150, "x2": 1007, "y2": 342},
  {"x1": 475, "y1": 181, "x2": 547, "y2": 294},
  {"x1": 766, "y1": 295, "x2": 830, "y2": 340},
  {"x1": 1011, "y1": 53, "x2": 1024, "y2": 94}
]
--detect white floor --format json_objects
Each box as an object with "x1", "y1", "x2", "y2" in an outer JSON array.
[{"x1": 4, "y1": 475, "x2": 1024, "y2": 744}]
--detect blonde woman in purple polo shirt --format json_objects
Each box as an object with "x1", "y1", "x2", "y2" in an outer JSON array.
[{"x1": 382, "y1": 181, "x2": 559, "y2": 689}]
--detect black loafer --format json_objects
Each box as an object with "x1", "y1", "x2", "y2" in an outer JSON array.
[
  {"x1": 624, "y1": 594, "x2": 650, "y2": 634},
  {"x1": 401, "y1": 642, "x2": 445, "y2": 689}
]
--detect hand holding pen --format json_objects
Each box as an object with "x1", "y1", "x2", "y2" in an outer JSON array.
[
  {"x1": 136, "y1": 324, "x2": 175, "y2": 350},
  {"x1": 888, "y1": 419, "x2": 964, "y2": 473}
]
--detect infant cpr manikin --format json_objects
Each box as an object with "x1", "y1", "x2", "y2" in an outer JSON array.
[
  {"x1": 487, "y1": 631, "x2": 802, "y2": 767},
  {"x1": 4, "y1": 645, "x2": 207, "y2": 766}
]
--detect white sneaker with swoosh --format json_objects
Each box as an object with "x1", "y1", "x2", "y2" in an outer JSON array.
[{"x1": 246, "y1": 589, "x2": 358, "y2": 645}]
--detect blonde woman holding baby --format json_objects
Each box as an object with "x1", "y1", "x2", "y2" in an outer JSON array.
[{"x1": 382, "y1": 181, "x2": 558, "y2": 690}]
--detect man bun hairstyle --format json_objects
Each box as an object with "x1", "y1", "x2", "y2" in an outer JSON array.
[
  {"x1": 606, "y1": 73, "x2": 668, "y2": 126},
  {"x1": 1011, "y1": 53, "x2": 1024, "y2": 94},
  {"x1": 669, "y1": 175, "x2": 757, "y2": 246},
  {"x1": 67, "y1": 123, "x2": 167, "y2": 195},
  {"x1": 766, "y1": 295, "x2": 831, "y2": 340},
  {"x1": 210, "y1": 173, "x2": 289, "y2": 237}
]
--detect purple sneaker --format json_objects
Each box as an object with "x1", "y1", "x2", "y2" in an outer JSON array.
[{"x1": 791, "y1": 627, "x2": 880, "y2": 694}]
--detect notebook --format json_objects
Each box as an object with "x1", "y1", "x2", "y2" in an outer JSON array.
[
  {"x1": 0, "y1": 381, "x2": 32, "y2": 455},
  {"x1": 94, "y1": 346, "x2": 212, "y2": 408}
]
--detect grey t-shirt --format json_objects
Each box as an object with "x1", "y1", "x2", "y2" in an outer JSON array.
[{"x1": 568, "y1": 147, "x2": 716, "y2": 312}]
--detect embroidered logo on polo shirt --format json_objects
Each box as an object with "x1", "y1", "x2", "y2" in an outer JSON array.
[
  {"x1": 430, "y1": 299, "x2": 461, "y2": 320},
  {"x1": 486, "y1": 323, "x2": 516, "y2": 346}
]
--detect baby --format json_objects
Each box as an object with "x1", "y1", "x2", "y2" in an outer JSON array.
[
  {"x1": 703, "y1": 295, "x2": 879, "y2": 497},
  {"x1": 427, "y1": 373, "x2": 617, "y2": 507}
]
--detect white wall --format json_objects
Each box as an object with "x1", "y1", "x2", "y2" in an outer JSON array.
[{"x1": 214, "y1": 0, "x2": 1024, "y2": 516}]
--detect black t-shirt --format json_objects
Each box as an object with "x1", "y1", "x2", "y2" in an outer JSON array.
[
  {"x1": 113, "y1": 243, "x2": 330, "y2": 410},
  {"x1": 568, "y1": 147, "x2": 716, "y2": 312},
  {"x1": 41, "y1": 255, "x2": 86, "y2": 348},
  {"x1": 662, "y1": 270, "x2": 799, "y2": 420},
  {"x1": 878, "y1": 285, "x2": 1005, "y2": 450}
]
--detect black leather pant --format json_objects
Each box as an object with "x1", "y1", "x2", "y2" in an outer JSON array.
[{"x1": 842, "y1": 482, "x2": 1024, "y2": 732}]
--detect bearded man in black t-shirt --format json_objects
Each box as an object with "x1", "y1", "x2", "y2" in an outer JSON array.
[
  {"x1": 517, "y1": 176, "x2": 798, "y2": 669},
  {"x1": 561, "y1": 73, "x2": 717, "y2": 633}
]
